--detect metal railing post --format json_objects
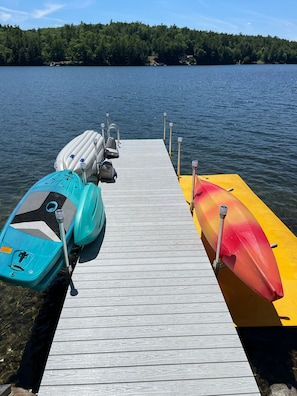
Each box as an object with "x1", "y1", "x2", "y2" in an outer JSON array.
[
  {"x1": 101, "y1": 123, "x2": 105, "y2": 146},
  {"x1": 106, "y1": 112, "x2": 110, "y2": 130},
  {"x1": 177, "y1": 137, "x2": 182, "y2": 180},
  {"x1": 213, "y1": 205, "x2": 228, "y2": 276},
  {"x1": 169, "y1": 122, "x2": 173, "y2": 159},
  {"x1": 55, "y1": 209, "x2": 78, "y2": 296},
  {"x1": 190, "y1": 160, "x2": 198, "y2": 212},
  {"x1": 163, "y1": 112, "x2": 167, "y2": 144}
]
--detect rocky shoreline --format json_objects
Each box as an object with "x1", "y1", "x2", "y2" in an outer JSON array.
[
  {"x1": 9, "y1": 386, "x2": 35, "y2": 395},
  {"x1": 0, "y1": 383, "x2": 296, "y2": 396},
  {"x1": 0, "y1": 274, "x2": 68, "y2": 394},
  {"x1": 1, "y1": 384, "x2": 35, "y2": 396},
  {"x1": 0, "y1": 283, "x2": 44, "y2": 386}
]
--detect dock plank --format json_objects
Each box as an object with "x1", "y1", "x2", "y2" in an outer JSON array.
[
  {"x1": 38, "y1": 139, "x2": 259, "y2": 395},
  {"x1": 44, "y1": 348, "x2": 251, "y2": 369},
  {"x1": 46, "y1": 334, "x2": 245, "y2": 355},
  {"x1": 39, "y1": 381, "x2": 259, "y2": 396},
  {"x1": 40, "y1": 361, "x2": 253, "y2": 384}
]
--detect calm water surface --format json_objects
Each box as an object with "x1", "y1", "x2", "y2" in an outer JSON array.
[{"x1": 0, "y1": 65, "x2": 297, "y2": 393}]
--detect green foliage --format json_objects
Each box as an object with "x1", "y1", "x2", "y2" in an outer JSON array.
[{"x1": 0, "y1": 22, "x2": 297, "y2": 66}]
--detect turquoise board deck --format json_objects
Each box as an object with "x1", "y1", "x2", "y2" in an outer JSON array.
[{"x1": 0, "y1": 170, "x2": 83, "y2": 289}]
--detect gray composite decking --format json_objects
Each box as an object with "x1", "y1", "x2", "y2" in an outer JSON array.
[{"x1": 38, "y1": 139, "x2": 260, "y2": 395}]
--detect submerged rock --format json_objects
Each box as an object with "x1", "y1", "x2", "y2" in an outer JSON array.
[
  {"x1": 11, "y1": 386, "x2": 35, "y2": 395},
  {"x1": 268, "y1": 383, "x2": 297, "y2": 396}
]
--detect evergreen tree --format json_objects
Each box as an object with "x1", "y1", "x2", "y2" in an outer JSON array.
[{"x1": 1, "y1": 22, "x2": 297, "y2": 66}]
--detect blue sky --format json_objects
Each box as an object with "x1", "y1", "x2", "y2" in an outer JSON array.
[{"x1": 0, "y1": 0, "x2": 297, "y2": 41}]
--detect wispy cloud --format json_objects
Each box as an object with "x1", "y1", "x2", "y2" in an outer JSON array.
[
  {"x1": 0, "y1": 3, "x2": 65, "y2": 27},
  {"x1": 32, "y1": 3, "x2": 65, "y2": 19},
  {"x1": 175, "y1": 12, "x2": 238, "y2": 32},
  {"x1": 0, "y1": 10, "x2": 13, "y2": 23},
  {"x1": 198, "y1": 15, "x2": 238, "y2": 31},
  {"x1": 0, "y1": 6, "x2": 28, "y2": 25},
  {"x1": 0, "y1": 6, "x2": 28, "y2": 17},
  {"x1": 232, "y1": 8, "x2": 297, "y2": 39}
]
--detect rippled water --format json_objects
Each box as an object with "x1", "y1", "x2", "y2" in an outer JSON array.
[
  {"x1": 1, "y1": 65, "x2": 296, "y2": 232},
  {"x1": 0, "y1": 65, "x2": 297, "y2": 392}
]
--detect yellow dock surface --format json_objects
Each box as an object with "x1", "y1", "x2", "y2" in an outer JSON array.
[{"x1": 179, "y1": 173, "x2": 297, "y2": 327}]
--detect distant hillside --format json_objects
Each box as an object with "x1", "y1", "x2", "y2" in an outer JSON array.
[{"x1": 1, "y1": 21, "x2": 297, "y2": 66}]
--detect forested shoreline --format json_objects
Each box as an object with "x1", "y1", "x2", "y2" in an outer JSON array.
[{"x1": 1, "y1": 21, "x2": 297, "y2": 66}]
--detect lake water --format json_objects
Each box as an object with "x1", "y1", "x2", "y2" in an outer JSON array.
[
  {"x1": 1, "y1": 65, "x2": 297, "y2": 233},
  {"x1": 0, "y1": 65, "x2": 297, "y2": 393}
]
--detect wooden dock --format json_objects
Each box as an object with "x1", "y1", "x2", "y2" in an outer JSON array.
[{"x1": 38, "y1": 139, "x2": 259, "y2": 395}]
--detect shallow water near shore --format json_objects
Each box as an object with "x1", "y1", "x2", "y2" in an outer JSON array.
[
  {"x1": 0, "y1": 65, "x2": 297, "y2": 393},
  {"x1": 0, "y1": 276, "x2": 67, "y2": 391}
]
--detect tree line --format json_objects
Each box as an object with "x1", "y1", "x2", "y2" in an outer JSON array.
[{"x1": 1, "y1": 21, "x2": 297, "y2": 66}]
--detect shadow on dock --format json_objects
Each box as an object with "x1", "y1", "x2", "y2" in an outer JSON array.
[{"x1": 78, "y1": 221, "x2": 106, "y2": 263}]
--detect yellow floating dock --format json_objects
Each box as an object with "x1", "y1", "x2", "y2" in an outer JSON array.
[{"x1": 179, "y1": 173, "x2": 297, "y2": 327}]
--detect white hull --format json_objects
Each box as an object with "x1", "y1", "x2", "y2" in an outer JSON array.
[{"x1": 54, "y1": 130, "x2": 104, "y2": 178}]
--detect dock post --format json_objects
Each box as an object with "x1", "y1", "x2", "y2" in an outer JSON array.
[
  {"x1": 163, "y1": 112, "x2": 167, "y2": 144},
  {"x1": 106, "y1": 113, "x2": 110, "y2": 130},
  {"x1": 190, "y1": 160, "x2": 198, "y2": 212},
  {"x1": 213, "y1": 205, "x2": 228, "y2": 276},
  {"x1": 169, "y1": 122, "x2": 173, "y2": 159},
  {"x1": 101, "y1": 123, "x2": 105, "y2": 146},
  {"x1": 55, "y1": 209, "x2": 78, "y2": 296},
  {"x1": 80, "y1": 162, "x2": 87, "y2": 185},
  {"x1": 93, "y1": 137, "x2": 99, "y2": 162},
  {"x1": 177, "y1": 137, "x2": 183, "y2": 180}
]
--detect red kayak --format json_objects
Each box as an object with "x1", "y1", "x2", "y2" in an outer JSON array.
[{"x1": 194, "y1": 177, "x2": 283, "y2": 302}]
